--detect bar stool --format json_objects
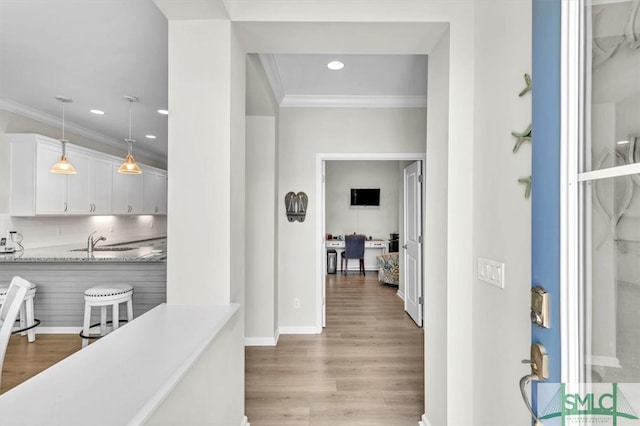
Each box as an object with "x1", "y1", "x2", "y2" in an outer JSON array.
[
  {"x1": 81, "y1": 284, "x2": 133, "y2": 348},
  {"x1": 0, "y1": 281, "x2": 38, "y2": 342}
]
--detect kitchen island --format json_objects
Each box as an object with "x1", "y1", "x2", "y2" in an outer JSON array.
[{"x1": 0, "y1": 237, "x2": 166, "y2": 331}]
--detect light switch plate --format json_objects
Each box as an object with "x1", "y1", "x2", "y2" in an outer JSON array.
[{"x1": 477, "y1": 257, "x2": 505, "y2": 288}]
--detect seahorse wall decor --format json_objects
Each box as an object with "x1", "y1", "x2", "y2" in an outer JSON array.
[
  {"x1": 513, "y1": 73, "x2": 533, "y2": 199},
  {"x1": 285, "y1": 191, "x2": 308, "y2": 222}
]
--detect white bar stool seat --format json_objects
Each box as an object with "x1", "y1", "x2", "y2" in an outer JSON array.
[
  {"x1": 81, "y1": 284, "x2": 133, "y2": 348},
  {"x1": 0, "y1": 282, "x2": 37, "y2": 342}
]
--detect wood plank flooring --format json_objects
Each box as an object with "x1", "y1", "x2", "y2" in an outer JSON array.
[
  {"x1": 245, "y1": 273, "x2": 424, "y2": 426},
  {"x1": 1, "y1": 272, "x2": 424, "y2": 426},
  {"x1": 1, "y1": 334, "x2": 82, "y2": 394}
]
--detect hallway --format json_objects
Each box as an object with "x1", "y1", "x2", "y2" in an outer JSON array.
[{"x1": 245, "y1": 273, "x2": 424, "y2": 426}]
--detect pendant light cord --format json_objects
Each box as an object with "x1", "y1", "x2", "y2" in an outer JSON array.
[{"x1": 61, "y1": 100, "x2": 67, "y2": 156}]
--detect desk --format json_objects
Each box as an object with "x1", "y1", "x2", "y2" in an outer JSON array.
[{"x1": 325, "y1": 239, "x2": 386, "y2": 272}]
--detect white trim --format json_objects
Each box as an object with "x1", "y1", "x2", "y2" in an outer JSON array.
[
  {"x1": 33, "y1": 327, "x2": 82, "y2": 334},
  {"x1": 245, "y1": 329, "x2": 280, "y2": 346},
  {"x1": 258, "y1": 54, "x2": 285, "y2": 104},
  {"x1": 315, "y1": 152, "x2": 426, "y2": 333},
  {"x1": 588, "y1": 355, "x2": 621, "y2": 368},
  {"x1": 240, "y1": 415, "x2": 250, "y2": 426},
  {"x1": 278, "y1": 326, "x2": 321, "y2": 335},
  {"x1": 281, "y1": 94, "x2": 427, "y2": 108},
  {"x1": 396, "y1": 290, "x2": 405, "y2": 301},
  {"x1": 578, "y1": 162, "x2": 640, "y2": 182},
  {"x1": 0, "y1": 99, "x2": 165, "y2": 163},
  {"x1": 561, "y1": 0, "x2": 587, "y2": 384},
  {"x1": 418, "y1": 413, "x2": 432, "y2": 426}
]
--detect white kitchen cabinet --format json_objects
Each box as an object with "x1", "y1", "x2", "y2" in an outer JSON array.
[
  {"x1": 9, "y1": 133, "x2": 161, "y2": 217},
  {"x1": 34, "y1": 141, "x2": 68, "y2": 214},
  {"x1": 142, "y1": 167, "x2": 168, "y2": 215},
  {"x1": 66, "y1": 148, "x2": 113, "y2": 215},
  {"x1": 112, "y1": 162, "x2": 144, "y2": 214}
]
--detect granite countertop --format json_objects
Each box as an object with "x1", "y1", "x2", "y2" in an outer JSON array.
[{"x1": 0, "y1": 237, "x2": 167, "y2": 263}]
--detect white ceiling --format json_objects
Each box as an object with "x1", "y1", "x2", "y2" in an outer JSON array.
[
  {"x1": 0, "y1": 1, "x2": 429, "y2": 163},
  {"x1": 0, "y1": 0, "x2": 169, "y2": 161},
  {"x1": 261, "y1": 54, "x2": 427, "y2": 108}
]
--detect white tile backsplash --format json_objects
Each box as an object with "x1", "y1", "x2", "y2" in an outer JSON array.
[{"x1": 0, "y1": 214, "x2": 166, "y2": 249}]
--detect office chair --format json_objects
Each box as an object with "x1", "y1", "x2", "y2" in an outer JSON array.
[{"x1": 341, "y1": 234, "x2": 365, "y2": 275}]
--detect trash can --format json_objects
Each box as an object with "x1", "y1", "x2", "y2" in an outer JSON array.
[{"x1": 327, "y1": 249, "x2": 337, "y2": 274}]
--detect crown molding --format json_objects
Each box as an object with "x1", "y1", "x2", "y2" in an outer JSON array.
[
  {"x1": 280, "y1": 94, "x2": 427, "y2": 108},
  {"x1": 258, "y1": 54, "x2": 285, "y2": 104},
  {"x1": 0, "y1": 99, "x2": 165, "y2": 163}
]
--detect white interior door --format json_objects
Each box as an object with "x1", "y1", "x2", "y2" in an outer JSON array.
[{"x1": 404, "y1": 160, "x2": 423, "y2": 326}]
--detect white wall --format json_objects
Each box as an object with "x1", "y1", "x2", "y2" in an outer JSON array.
[
  {"x1": 277, "y1": 107, "x2": 425, "y2": 330},
  {"x1": 245, "y1": 52, "x2": 280, "y2": 344},
  {"x1": 324, "y1": 160, "x2": 400, "y2": 240},
  {"x1": 472, "y1": 1, "x2": 531, "y2": 425},
  {"x1": 246, "y1": 116, "x2": 278, "y2": 343},
  {"x1": 423, "y1": 29, "x2": 449, "y2": 426}
]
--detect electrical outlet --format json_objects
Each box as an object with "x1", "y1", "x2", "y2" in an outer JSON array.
[
  {"x1": 293, "y1": 298, "x2": 300, "y2": 309},
  {"x1": 56, "y1": 227, "x2": 61, "y2": 236}
]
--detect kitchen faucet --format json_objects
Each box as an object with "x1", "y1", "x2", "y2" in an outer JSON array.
[{"x1": 87, "y1": 231, "x2": 106, "y2": 254}]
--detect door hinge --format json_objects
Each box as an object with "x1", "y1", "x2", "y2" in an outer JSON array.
[
  {"x1": 418, "y1": 174, "x2": 423, "y2": 183},
  {"x1": 418, "y1": 235, "x2": 423, "y2": 244},
  {"x1": 418, "y1": 296, "x2": 424, "y2": 304}
]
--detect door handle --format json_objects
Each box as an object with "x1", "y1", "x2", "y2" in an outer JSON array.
[
  {"x1": 402, "y1": 244, "x2": 407, "y2": 249},
  {"x1": 519, "y1": 343, "x2": 548, "y2": 425}
]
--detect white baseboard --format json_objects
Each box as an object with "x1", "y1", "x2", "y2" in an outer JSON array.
[
  {"x1": 34, "y1": 327, "x2": 82, "y2": 334},
  {"x1": 419, "y1": 413, "x2": 432, "y2": 426},
  {"x1": 279, "y1": 326, "x2": 321, "y2": 335},
  {"x1": 397, "y1": 290, "x2": 405, "y2": 301},
  {"x1": 241, "y1": 415, "x2": 250, "y2": 426},
  {"x1": 245, "y1": 329, "x2": 280, "y2": 346}
]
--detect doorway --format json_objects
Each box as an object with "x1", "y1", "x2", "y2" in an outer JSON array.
[{"x1": 315, "y1": 153, "x2": 425, "y2": 329}]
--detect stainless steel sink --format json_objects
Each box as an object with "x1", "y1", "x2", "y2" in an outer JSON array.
[{"x1": 70, "y1": 247, "x2": 136, "y2": 252}]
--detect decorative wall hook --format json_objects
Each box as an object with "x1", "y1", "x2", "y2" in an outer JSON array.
[
  {"x1": 285, "y1": 191, "x2": 308, "y2": 222},
  {"x1": 518, "y1": 176, "x2": 532, "y2": 199},
  {"x1": 519, "y1": 73, "x2": 532, "y2": 97},
  {"x1": 512, "y1": 124, "x2": 532, "y2": 153}
]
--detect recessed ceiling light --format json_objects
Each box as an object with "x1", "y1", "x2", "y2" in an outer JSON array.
[
  {"x1": 327, "y1": 61, "x2": 344, "y2": 71},
  {"x1": 90, "y1": 109, "x2": 105, "y2": 115},
  {"x1": 145, "y1": 134, "x2": 157, "y2": 139},
  {"x1": 617, "y1": 140, "x2": 630, "y2": 145},
  {"x1": 157, "y1": 109, "x2": 169, "y2": 115}
]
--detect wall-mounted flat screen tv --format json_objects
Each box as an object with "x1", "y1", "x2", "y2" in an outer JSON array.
[{"x1": 350, "y1": 188, "x2": 380, "y2": 206}]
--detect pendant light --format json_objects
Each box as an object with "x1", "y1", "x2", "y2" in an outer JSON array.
[
  {"x1": 118, "y1": 95, "x2": 142, "y2": 174},
  {"x1": 50, "y1": 96, "x2": 77, "y2": 174}
]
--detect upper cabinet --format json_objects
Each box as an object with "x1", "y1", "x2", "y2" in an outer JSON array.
[
  {"x1": 9, "y1": 134, "x2": 166, "y2": 217},
  {"x1": 112, "y1": 162, "x2": 144, "y2": 214},
  {"x1": 142, "y1": 167, "x2": 168, "y2": 215},
  {"x1": 65, "y1": 148, "x2": 113, "y2": 215}
]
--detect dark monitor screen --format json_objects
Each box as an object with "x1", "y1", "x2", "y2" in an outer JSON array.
[{"x1": 350, "y1": 188, "x2": 380, "y2": 206}]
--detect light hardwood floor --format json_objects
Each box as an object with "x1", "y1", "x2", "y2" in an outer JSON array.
[
  {"x1": 1, "y1": 273, "x2": 424, "y2": 426},
  {"x1": 245, "y1": 272, "x2": 424, "y2": 426},
  {"x1": 1, "y1": 333, "x2": 82, "y2": 394}
]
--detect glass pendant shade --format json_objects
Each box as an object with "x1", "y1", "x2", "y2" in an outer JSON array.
[
  {"x1": 118, "y1": 142, "x2": 142, "y2": 174},
  {"x1": 118, "y1": 96, "x2": 142, "y2": 175},
  {"x1": 51, "y1": 156, "x2": 77, "y2": 174},
  {"x1": 51, "y1": 96, "x2": 76, "y2": 174}
]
